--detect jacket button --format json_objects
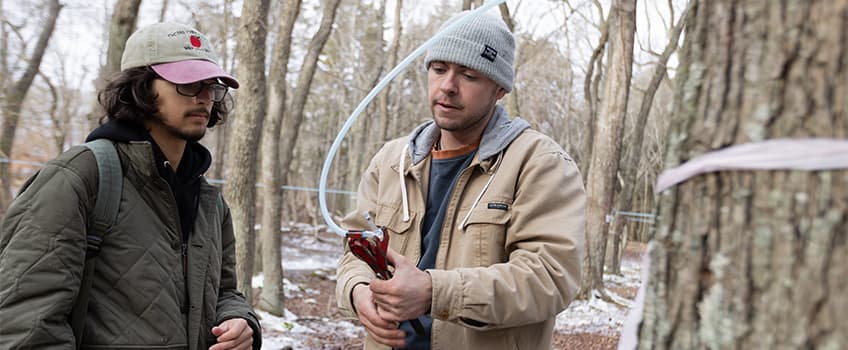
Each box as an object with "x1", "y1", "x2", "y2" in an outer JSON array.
[{"x1": 438, "y1": 310, "x2": 449, "y2": 319}]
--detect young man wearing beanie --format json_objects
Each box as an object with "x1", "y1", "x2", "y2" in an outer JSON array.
[
  {"x1": 0, "y1": 22, "x2": 261, "y2": 349},
  {"x1": 336, "y1": 11, "x2": 585, "y2": 350}
]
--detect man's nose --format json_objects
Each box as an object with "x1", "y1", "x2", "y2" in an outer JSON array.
[
  {"x1": 439, "y1": 72, "x2": 458, "y2": 94},
  {"x1": 194, "y1": 87, "x2": 213, "y2": 104}
]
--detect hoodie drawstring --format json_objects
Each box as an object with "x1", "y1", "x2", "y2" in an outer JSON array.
[
  {"x1": 458, "y1": 151, "x2": 504, "y2": 231},
  {"x1": 399, "y1": 144, "x2": 411, "y2": 222}
]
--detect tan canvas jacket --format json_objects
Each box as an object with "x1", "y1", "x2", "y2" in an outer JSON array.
[{"x1": 336, "y1": 106, "x2": 586, "y2": 350}]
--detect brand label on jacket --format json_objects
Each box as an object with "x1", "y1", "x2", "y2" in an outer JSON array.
[{"x1": 487, "y1": 202, "x2": 509, "y2": 211}]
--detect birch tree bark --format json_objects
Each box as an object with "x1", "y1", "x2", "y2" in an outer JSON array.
[
  {"x1": 0, "y1": 0, "x2": 62, "y2": 211},
  {"x1": 225, "y1": 0, "x2": 270, "y2": 304},
  {"x1": 258, "y1": 0, "x2": 301, "y2": 316},
  {"x1": 578, "y1": 0, "x2": 636, "y2": 299},
  {"x1": 637, "y1": 1, "x2": 848, "y2": 348}
]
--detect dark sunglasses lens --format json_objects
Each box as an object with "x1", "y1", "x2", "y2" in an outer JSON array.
[
  {"x1": 210, "y1": 84, "x2": 227, "y2": 102},
  {"x1": 176, "y1": 82, "x2": 203, "y2": 96}
]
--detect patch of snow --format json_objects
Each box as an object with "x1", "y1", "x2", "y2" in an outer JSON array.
[
  {"x1": 555, "y1": 258, "x2": 642, "y2": 336},
  {"x1": 282, "y1": 251, "x2": 338, "y2": 270},
  {"x1": 257, "y1": 309, "x2": 314, "y2": 334},
  {"x1": 255, "y1": 222, "x2": 646, "y2": 348},
  {"x1": 253, "y1": 274, "x2": 320, "y2": 298}
]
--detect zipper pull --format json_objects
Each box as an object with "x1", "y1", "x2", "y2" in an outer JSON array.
[{"x1": 181, "y1": 243, "x2": 188, "y2": 257}]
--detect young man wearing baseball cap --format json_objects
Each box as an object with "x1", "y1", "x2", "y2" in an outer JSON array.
[
  {"x1": 0, "y1": 22, "x2": 260, "y2": 350},
  {"x1": 336, "y1": 10, "x2": 585, "y2": 350}
]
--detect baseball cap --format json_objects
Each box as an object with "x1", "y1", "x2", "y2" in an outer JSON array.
[{"x1": 121, "y1": 22, "x2": 239, "y2": 88}]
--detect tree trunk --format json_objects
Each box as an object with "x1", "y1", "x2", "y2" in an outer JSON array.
[
  {"x1": 350, "y1": 1, "x2": 387, "y2": 194},
  {"x1": 37, "y1": 72, "x2": 63, "y2": 154},
  {"x1": 103, "y1": 0, "x2": 141, "y2": 82},
  {"x1": 462, "y1": 0, "x2": 482, "y2": 10},
  {"x1": 158, "y1": 0, "x2": 169, "y2": 22},
  {"x1": 0, "y1": 0, "x2": 62, "y2": 211},
  {"x1": 607, "y1": 0, "x2": 693, "y2": 275},
  {"x1": 1, "y1": 0, "x2": 8, "y2": 96},
  {"x1": 498, "y1": 3, "x2": 521, "y2": 118},
  {"x1": 277, "y1": 0, "x2": 342, "y2": 215},
  {"x1": 258, "y1": 0, "x2": 301, "y2": 316},
  {"x1": 225, "y1": 0, "x2": 270, "y2": 305},
  {"x1": 377, "y1": 0, "x2": 402, "y2": 143},
  {"x1": 636, "y1": 1, "x2": 848, "y2": 348},
  {"x1": 210, "y1": 0, "x2": 233, "y2": 182},
  {"x1": 578, "y1": 0, "x2": 636, "y2": 299},
  {"x1": 579, "y1": 6, "x2": 612, "y2": 178},
  {"x1": 84, "y1": 0, "x2": 142, "y2": 132}
]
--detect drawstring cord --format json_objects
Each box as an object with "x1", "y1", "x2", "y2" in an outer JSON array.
[
  {"x1": 457, "y1": 151, "x2": 503, "y2": 230},
  {"x1": 399, "y1": 144, "x2": 411, "y2": 222}
]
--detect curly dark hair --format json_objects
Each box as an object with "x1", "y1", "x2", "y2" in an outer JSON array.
[{"x1": 97, "y1": 66, "x2": 232, "y2": 127}]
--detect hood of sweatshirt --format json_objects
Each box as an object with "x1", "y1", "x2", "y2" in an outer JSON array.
[{"x1": 406, "y1": 104, "x2": 530, "y2": 165}]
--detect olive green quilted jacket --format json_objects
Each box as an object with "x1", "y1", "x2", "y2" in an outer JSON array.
[{"x1": 0, "y1": 141, "x2": 261, "y2": 349}]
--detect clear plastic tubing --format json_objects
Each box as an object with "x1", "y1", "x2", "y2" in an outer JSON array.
[{"x1": 319, "y1": 0, "x2": 508, "y2": 236}]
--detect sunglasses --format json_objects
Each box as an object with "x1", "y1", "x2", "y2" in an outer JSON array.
[{"x1": 174, "y1": 81, "x2": 228, "y2": 102}]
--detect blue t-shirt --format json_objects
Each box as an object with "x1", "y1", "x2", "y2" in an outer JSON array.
[{"x1": 400, "y1": 149, "x2": 476, "y2": 349}]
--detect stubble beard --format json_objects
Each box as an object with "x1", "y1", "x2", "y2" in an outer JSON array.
[
  {"x1": 431, "y1": 100, "x2": 493, "y2": 134},
  {"x1": 154, "y1": 113, "x2": 207, "y2": 142}
]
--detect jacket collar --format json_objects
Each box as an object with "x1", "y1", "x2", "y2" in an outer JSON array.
[{"x1": 407, "y1": 104, "x2": 530, "y2": 167}]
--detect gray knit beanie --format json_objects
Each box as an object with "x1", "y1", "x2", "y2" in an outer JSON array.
[{"x1": 425, "y1": 11, "x2": 515, "y2": 92}]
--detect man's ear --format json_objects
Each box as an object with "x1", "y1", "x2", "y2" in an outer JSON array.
[{"x1": 495, "y1": 87, "x2": 507, "y2": 100}]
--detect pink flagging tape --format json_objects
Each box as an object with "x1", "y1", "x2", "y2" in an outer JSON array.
[{"x1": 655, "y1": 139, "x2": 848, "y2": 193}]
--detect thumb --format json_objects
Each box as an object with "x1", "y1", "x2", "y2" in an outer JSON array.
[
  {"x1": 385, "y1": 248, "x2": 407, "y2": 267},
  {"x1": 386, "y1": 248, "x2": 404, "y2": 266},
  {"x1": 211, "y1": 323, "x2": 228, "y2": 336}
]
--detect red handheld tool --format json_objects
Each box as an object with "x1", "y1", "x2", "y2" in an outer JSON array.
[{"x1": 346, "y1": 213, "x2": 426, "y2": 336}]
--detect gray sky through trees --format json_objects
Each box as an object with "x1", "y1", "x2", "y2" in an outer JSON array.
[{"x1": 5, "y1": 0, "x2": 683, "y2": 97}]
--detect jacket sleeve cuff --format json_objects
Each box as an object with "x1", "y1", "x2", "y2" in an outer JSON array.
[
  {"x1": 427, "y1": 269, "x2": 464, "y2": 321},
  {"x1": 337, "y1": 271, "x2": 373, "y2": 317}
]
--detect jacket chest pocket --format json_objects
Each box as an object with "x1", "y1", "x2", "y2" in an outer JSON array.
[
  {"x1": 462, "y1": 206, "x2": 511, "y2": 267},
  {"x1": 374, "y1": 204, "x2": 416, "y2": 256}
]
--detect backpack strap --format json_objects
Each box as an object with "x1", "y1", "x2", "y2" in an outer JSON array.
[{"x1": 70, "y1": 139, "x2": 123, "y2": 347}]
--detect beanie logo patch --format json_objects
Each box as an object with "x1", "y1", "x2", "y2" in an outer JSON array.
[{"x1": 481, "y1": 45, "x2": 498, "y2": 62}]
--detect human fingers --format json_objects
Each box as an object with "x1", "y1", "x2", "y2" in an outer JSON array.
[
  {"x1": 208, "y1": 333, "x2": 253, "y2": 350},
  {"x1": 359, "y1": 306, "x2": 405, "y2": 348},
  {"x1": 209, "y1": 319, "x2": 252, "y2": 350},
  {"x1": 384, "y1": 248, "x2": 410, "y2": 268}
]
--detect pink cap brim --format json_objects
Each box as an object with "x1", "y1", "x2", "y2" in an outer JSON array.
[{"x1": 151, "y1": 60, "x2": 240, "y2": 88}]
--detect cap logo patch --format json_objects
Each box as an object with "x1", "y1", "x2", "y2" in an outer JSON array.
[
  {"x1": 481, "y1": 44, "x2": 498, "y2": 62},
  {"x1": 190, "y1": 35, "x2": 202, "y2": 48}
]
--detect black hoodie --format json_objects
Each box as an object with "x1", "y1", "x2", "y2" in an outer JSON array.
[{"x1": 85, "y1": 120, "x2": 212, "y2": 241}]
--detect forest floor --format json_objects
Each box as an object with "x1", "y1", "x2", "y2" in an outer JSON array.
[{"x1": 254, "y1": 224, "x2": 646, "y2": 350}]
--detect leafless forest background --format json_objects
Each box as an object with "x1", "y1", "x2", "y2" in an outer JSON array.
[{"x1": 9, "y1": 3, "x2": 842, "y2": 348}]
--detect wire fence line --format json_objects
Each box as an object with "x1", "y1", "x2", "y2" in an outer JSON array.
[
  {"x1": 0, "y1": 157, "x2": 358, "y2": 196},
  {"x1": 2, "y1": 157, "x2": 657, "y2": 218},
  {"x1": 607, "y1": 208, "x2": 656, "y2": 225}
]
